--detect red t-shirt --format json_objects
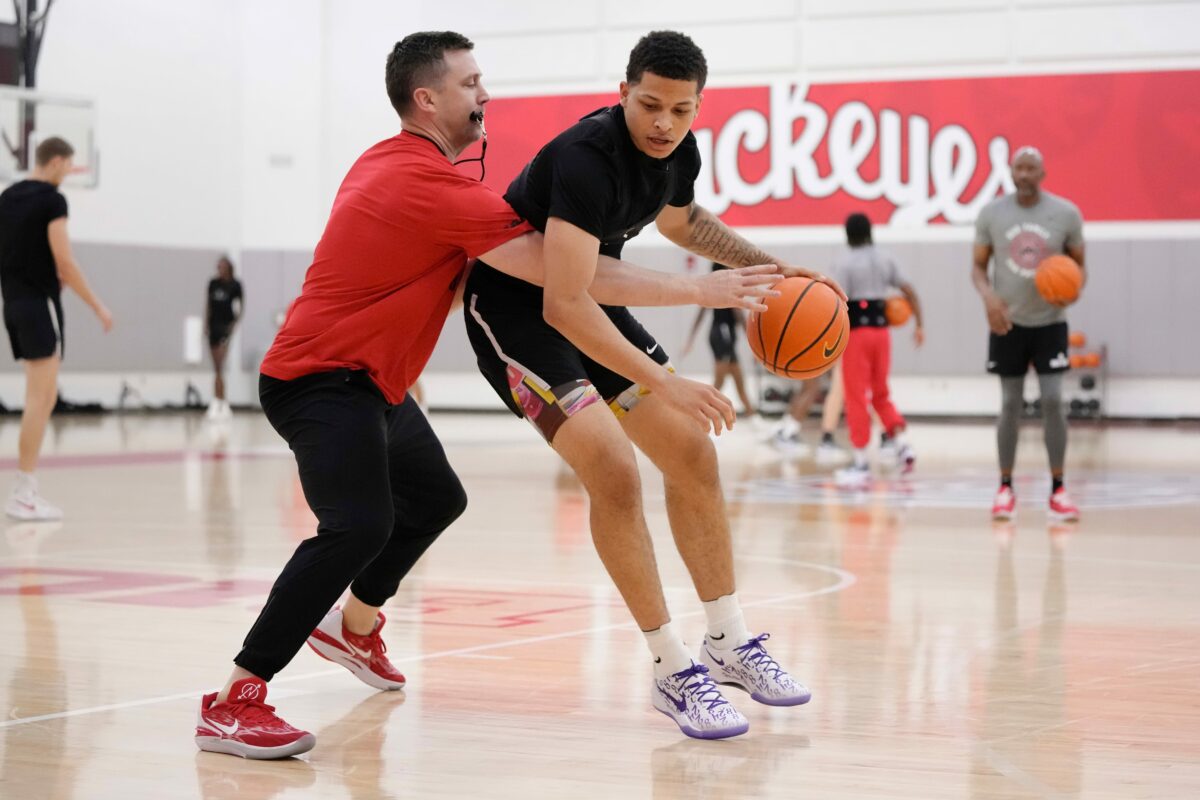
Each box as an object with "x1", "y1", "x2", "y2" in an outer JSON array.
[{"x1": 260, "y1": 132, "x2": 532, "y2": 404}]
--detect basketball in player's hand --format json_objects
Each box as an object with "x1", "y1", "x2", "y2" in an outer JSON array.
[
  {"x1": 1035, "y1": 255, "x2": 1083, "y2": 306},
  {"x1": 885, "y1": 296, "x2": 912, "y2": 326},
  {"x1": 746, "y1": 276, "x2": 848, "y2": 378}
]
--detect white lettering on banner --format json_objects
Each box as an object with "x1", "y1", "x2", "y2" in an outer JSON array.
[{"x1": 694, "y1": 82, "x2": 1016, "y2": 225}]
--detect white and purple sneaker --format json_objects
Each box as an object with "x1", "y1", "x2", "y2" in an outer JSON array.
[
  {"x1": 699, "y1": 633, "x2": 811, "y2": 707},
  {"x1": 651, "y1": 662, "x2": 748, "y2": 740}
]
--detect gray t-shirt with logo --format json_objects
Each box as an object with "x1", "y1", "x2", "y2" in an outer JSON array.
[
  {"x1": 834, "y1": 244, "x2": 907, "y2": 300},
  {"x1": 975, "y1": 190, "x2": 1084, "y2": 328}
]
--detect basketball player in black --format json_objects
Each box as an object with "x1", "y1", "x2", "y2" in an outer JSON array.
[
  {"x1": 204, "y1": 255, "x2": 243, "y2": 419},
  {"x1": 681, "y1": 262, "x2": 757, "y2": 416},
  {"x1": 464, "y1": 31, "x2": 843, "y2": 738},
  {"x1": 0, "y1": 137, "x2": 112, "y2": 520}
]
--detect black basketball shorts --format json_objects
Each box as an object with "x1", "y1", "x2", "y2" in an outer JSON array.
[
  {"x1": 208, "y1": 322, "x2": 233, "y2": 348},
  {"x1": 464, "y1": 262, "x2": 671, "y2": 444},
  {"x1": 3, "y1": 296, "x2": 63, "y2": 361},
  {"x1": 709, "y1": 321, "x2": 738, "y2": 363},
  {"x1": 987, "y1": 321, "x2": 1069, "y2": 377}
]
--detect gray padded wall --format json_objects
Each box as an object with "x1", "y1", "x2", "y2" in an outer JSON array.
[
  {"x1": 0, "y1": 242, "x2": 223, "y2": 373},
  {"x1": 12, "y1": 236, "x2": 1197, "y2": 380}
]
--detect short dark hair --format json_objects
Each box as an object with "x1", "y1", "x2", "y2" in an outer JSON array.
[
  {"x1": 625, "y1": 30, "x2": 707, "y2": 91},
  {"x1": 35, "y1": 136, "x2": 74, "y2": 167},
  {"x1": 845, "y1": 213, "x2": 872, "y2": 247},
  {"x1": 385, "y1": 31, "x2": 474, "y2": 117}
]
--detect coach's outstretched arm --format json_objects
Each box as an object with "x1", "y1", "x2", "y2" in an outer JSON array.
[
  {"x1": 476, "y1": 230, "x2": 781, "y2": 311},
  {"x1": 655, "y1": 201, "x2": 847, "y2": 301}
]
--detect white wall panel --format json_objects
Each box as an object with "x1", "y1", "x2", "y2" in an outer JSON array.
[
  {"x1": 423, "y1": 0, "x2": 600, "y2": 35},
  {"x1": 805, "y1": 0, "x2": 1004, "y2": 18},
  {"x1": 603, "y1": 0, "x2": 795, "y2": 27},
  {"x1": 802, "y1": 11, "x2": 1009, "y2": 69},
  {"x1": 602, "y1": 22, "x2": 799, "y2": 80},
  {"x1": 479, "y1": 33, "x2": 601, "y2": 84},
  {"x1": 36, "y1": 0, "x2": 242, "y2": 248},
  {"x1": 1016, "y1": 3, "x2": 1200, "y2": 61}
]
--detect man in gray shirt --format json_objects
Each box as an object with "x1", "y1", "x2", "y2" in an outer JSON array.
[{"x1": 972, "y1": 146, "x2": 1085, "y2": 523}]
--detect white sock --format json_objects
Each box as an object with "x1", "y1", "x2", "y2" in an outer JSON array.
[
  {"x1": 853, "y1": 448, "x2": 869, "y2": 469},
  {"x1": 14, "y1": 470, "x2": 36, "y2": 493},
  {"x1": 703, "y1": 593, "x2": 752, "y2": 649},
  {"x1": 779, "y1": 415, "x2": 801, "y2": 437},
  {"x1": 643, "y1": 620, "x2": 693, "y2": 677}
]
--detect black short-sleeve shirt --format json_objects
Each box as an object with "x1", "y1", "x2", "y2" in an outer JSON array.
[
  {"x1": 504, "y1": 104, "x2": 701, "y2": 259},
  {"x1": 0, "y1": 180, "x2": 68, "y2": 302},
  {"x1": 206, "y1": 278, "x2": 243, "y2": 326}
]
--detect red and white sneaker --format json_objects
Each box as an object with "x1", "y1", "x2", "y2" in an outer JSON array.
[
  {"x1": 992, "y1": 486, "x2": 1016, "y2": 521},
  {"x1": 195, "y1": 677, "x2": 315, "y2": 759},
  {"x1": 1048, "y1": 488, "x2": 1080, "y2": 522},
  {"x1": 306, "y1": 608, "x2": 406, "y2": 691}
]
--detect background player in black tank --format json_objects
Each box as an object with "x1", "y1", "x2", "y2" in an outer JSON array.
[
  {"x1": 204, "y1": 255, "x2": 243, "y2": 420},
  {"x1": 464, "y1": 31, "x2": 845, "y2": 739},
  {"x1": 681, "y1": 262, "x2": 757, "y2": 417},
  {"x1": 0, "y1": 137, "x2": 113, "y2": 521}
]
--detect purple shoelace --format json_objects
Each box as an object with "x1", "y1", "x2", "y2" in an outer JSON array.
[
  {"x1": 733, "y1": 633, "x2": 787, "y2": 681},
  {"x1": 669, "y1": 663, "x2": 730, "y2": 711}
]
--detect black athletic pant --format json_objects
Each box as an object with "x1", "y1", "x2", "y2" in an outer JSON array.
[{"x1": 235, "y1": 369, "x2": 467, "y2": 681}]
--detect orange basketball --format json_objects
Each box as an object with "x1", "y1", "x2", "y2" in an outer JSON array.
[
  {"x1": 1069, "y1": 354, "x2": 1085, "y2": 369},
  {"x1": 1068, "y1": 331, "x2": 1086, "y2": 348},
  {"x1": 1081, "y1": 352, "x2": 1101, "y2": 368},
  {"x1": 885, "y1": 295, "x2": 912, "y2": 326},
  {"x1": 1035, "y1": 255, "x2": 1083, "y2": 305},
  {"x1": 746, "y1": 276, "x2": 848, "y2": 378}
]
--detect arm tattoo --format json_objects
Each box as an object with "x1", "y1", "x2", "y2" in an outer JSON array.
[{"x1": 685, "y1": 206, "x2": 778, "y2": 266}]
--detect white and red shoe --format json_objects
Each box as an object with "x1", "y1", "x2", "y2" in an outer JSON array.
[
  {"x1": 992, "y1": 486, "x2": 1016, "y2": 521},
  {"x1": 306, "y1": 608, "x2": 406, "y2": 691},
  {"x1": 195, "y1": 677, "x2": 314, "y2": 759},
  {"x1": 1048, "y1": 488, "x2": 1080, "y2": 522}
]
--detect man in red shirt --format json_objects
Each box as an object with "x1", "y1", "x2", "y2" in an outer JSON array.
[{"x1": 194, "y1": 31, "x2": 780, "y2": 760}]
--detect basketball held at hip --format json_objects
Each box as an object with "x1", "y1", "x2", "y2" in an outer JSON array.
[{"x1": 1035, "y1": 254, "x2": 1083, "y2": 305}]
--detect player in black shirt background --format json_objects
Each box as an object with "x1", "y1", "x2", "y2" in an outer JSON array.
[
  {"x1": 0, "y1": 137, "x2": 113, "y2": 520},
  {"x1": 680, "y1": 262, "x2": 758, "y2": 418},
  {"x1": 465, "y1": 31, "x2": 844, "y2": 739},
  {"x1": 204, "y1": 255, "x2": 243, "y2": 420}
]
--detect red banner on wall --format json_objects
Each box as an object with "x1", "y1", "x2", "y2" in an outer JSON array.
[{"x1": 472, "y1": 71, "x2": 1200, "y2": 226}]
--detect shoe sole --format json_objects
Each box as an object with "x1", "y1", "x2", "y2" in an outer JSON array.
[
  {"x1": 992, "y1": 509, "x2": 1016, "y2": 521},
  {"x1": 4, "y1": 505, "x2": 63, "y2": 521},
  {"x1": 1048, "y1": 510, "x2": 1080, "y2": 522},
  {"x1": 306, "y1": 633, "x2": 405, "y2": 691},
  {"x1": 195, "y1": 732, "x2": 315, "y2": 759},
  {"x1": 651, "y1": 705, "x2": 749, "y2": 740},
  {"x1": 710, "y1": 677, "x2": 812, "y2": 707}
]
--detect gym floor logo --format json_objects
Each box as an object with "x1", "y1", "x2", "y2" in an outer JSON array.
[{"x1": 729, "y1": 470, "x2": 1200, "y2": 511}]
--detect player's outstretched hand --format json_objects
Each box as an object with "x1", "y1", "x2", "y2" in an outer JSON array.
[
  {"x1": 695, "y1": 264, "x2": 782, "y2": 312},
  {"x1": 779, "y1": 265, "x2": 848, "y2": 302},
  {"x1": 656, "y1": 372, "x2": 736, "y2": 435}
]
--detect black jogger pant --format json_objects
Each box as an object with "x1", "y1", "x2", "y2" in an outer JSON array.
[{"x1": 235, "y1": 369, "x2": 467, "y2": 681}]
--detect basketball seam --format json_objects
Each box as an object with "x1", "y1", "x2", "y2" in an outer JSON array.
[
  {"x1": 783, "y1": 303, "x2": 841, "y2": 372},
  {"x1": 771, "y1": 280, "x2": 817, "y2": 373}
]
